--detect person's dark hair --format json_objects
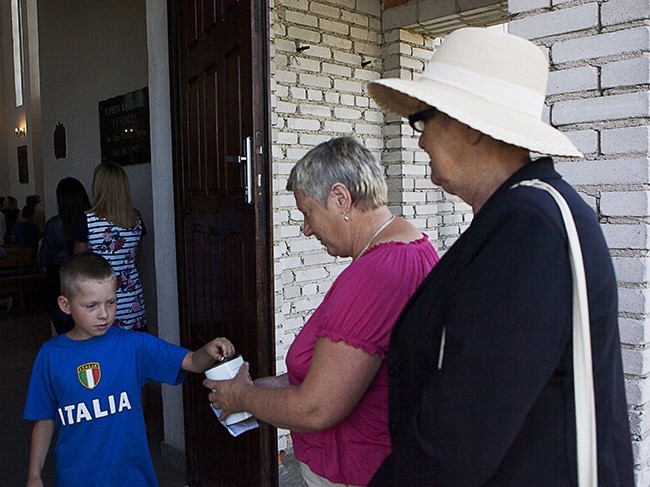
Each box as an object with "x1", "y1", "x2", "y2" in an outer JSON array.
[
  {"x1": 56, "y1": 177, "x2": 91, "y2": 237},
  {"x1": 286, "y1": 137, "x2": 388, "y2": 211},
  {"x1": 21, "y1": 205, "x2": 35, "y2": 219},
  {"x1": 60, "y1": 253, "x2": 115, "y2": 298},
  {"x1": 25, "y1": 194, "x2": 40, "y2": 207},
  {"x1": 3, "y1": 196, "x2": 18, "y2": 210}
]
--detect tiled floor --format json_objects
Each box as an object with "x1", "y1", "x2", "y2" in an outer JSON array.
[{"x1": 0, "y1": 296, "x2": 305, "y2": 486}]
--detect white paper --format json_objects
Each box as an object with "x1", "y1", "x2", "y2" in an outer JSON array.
[
  {"x1": 210, "y1": 405, "x2": 259, "y2": 437},
  {"x1": 204, "y1": 355, "x2": 254, "y2": 425}
]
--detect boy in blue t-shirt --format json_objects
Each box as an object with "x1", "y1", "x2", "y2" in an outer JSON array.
[{"x1": 24, "y1": 253, "x2": 235, "y2": 487}]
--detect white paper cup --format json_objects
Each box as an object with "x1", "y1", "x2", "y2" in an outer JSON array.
[{"x1": 205, "y1": 355, "x2": 253, "y2": 425}]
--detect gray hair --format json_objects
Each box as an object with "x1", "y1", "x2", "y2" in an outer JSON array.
[{"x1": 286, "y1": 137, "x2": 388, "y2": 210}]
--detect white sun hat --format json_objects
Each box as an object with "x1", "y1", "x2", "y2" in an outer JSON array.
[{"x1": 367, "y1": 27, "x2": 582, "y2": 158}]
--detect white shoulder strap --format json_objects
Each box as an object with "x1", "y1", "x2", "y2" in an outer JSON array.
[{"x1": 512, "y1": 179, "x2": 598, "y2": 487}]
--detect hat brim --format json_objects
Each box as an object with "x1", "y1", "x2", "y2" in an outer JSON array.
[{"x1": 368, "y1": 77, "x2": 583, "y2": 158}]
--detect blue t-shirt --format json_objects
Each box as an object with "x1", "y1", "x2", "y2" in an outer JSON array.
[{"x1": 24, "y1": 326, "x2": 189, "y2": 486}]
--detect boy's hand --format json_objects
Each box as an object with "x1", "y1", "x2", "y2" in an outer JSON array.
[{"x1": 205, "y1": 337, "x2": 235, "y2": 362}]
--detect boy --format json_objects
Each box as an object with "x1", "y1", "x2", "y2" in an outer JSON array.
[{"x1": 24, "y1": 253, "x2": 235, "y2": 486}]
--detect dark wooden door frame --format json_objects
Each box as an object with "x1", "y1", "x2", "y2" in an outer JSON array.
[{"x1": 167, "y1": 1, "x2": 276, "y2": 485}]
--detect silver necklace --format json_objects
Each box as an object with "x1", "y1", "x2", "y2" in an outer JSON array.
[{"x1": 356, "y1": 215, "x2": 396, "y2": 260}]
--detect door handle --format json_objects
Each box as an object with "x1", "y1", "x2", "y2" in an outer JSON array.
[{"x1": 225, "y1": 136, "x2": 254, "y2": 204}]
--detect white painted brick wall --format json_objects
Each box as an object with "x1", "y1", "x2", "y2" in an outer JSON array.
[
  {"x1": 602, "y1": 127, "x2": 650, "y2": 156},
  {"x1": 556, "y1": 158, "x2": 650, "y2": 186},
  {"x1": 553, "y1": 92, "x2": 650, "y2": 125},
  {"x1": 602, "y1": 56, "x2": 650, "y2": 90},
  {"x1": 601, "y1": 0, "x2": 650, "y2": 26},
  {"x1": 614, "y1": 257, "x2": 650, "y2": 285},
  {"x1": 602, "y1": 191, "x2": 650, "y2": 217},
  {"x1": 509, "y1": 0, "x2": 550, "y2": 14},
  {"x1": 547, "y1": 66, "x2": 598, "y2": 95},
  {"x1": 508, "y1": 3, "x2": 599, "y2": 39},
  {"x1": 564, "y1": 129, "x2": 598, "y2": 156},
  {"x1": 552, "y1": 26, "x2": 650, "y2": 64},
  {"x1": 603, "y1": 224, "x2": 650, "y2": 250}
]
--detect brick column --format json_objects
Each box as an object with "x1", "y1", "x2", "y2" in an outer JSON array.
[
  {"x1": 509, "y1": 1, "x2": 650, "y2": 483},
  {"x1": 377, "y1": 29, "x2": 473, "y2": 253}
]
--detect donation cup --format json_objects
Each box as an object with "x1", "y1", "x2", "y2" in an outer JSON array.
[{"x1": 205, "y1": 355, "x2": 254, "y2": 425}]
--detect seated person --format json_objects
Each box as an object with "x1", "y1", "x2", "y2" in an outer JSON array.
[{"x1": 12, "y1": 205, "x2": 40, "y2": 250}]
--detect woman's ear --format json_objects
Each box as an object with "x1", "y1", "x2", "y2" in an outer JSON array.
[
  {"x1": 58, "y1": 295, "x2": 72, "y2": 315},
  {"x1": 329, "y1": 183, "x2": 352, "y2": 212}
]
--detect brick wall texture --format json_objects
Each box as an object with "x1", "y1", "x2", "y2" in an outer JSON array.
[{"x1": 270, "y1": 0, "x2": 650, "y2": 478}]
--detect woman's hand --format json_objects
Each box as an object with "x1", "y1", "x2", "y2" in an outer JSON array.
[
  {"x1": 204, "y1": 362, "x2": 253, "y2": 421},
  {"x1": 201, "y1": 338, "x2": 382, "y2": 432}
]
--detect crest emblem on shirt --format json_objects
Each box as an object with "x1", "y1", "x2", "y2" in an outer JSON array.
[{"x1": 77, "y1": 362, "x2": 101, "y2": 390}]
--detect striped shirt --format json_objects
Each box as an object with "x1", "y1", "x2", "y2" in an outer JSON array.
[{"x1": 74, "y1": 211, "x2": 147, "y2": 330}]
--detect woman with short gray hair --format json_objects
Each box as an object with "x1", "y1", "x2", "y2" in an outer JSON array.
[{"x1": 205, "y1": 137, "x2": 439, "y2": 486}]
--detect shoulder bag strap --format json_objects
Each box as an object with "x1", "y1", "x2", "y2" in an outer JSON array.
[{"x1": 512, "y1": 178, "x2": 597, "y2": 487}]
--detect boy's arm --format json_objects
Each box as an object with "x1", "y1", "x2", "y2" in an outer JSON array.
[
  {"x1": 182, "y1": 337, "x2": 235, "y2": 373},
  {"x1": 27, "y1": 419, "x2": 54, "y2": 487}
]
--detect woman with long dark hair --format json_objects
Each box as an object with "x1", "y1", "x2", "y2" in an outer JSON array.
[{"x1": 39, "y1": 177, "x2": 91, "y2": 334}]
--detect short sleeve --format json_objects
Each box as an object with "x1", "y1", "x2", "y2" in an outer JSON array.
[
  {"x1": 314, "y1": 245, "x2": 433, "y2": 358},
  {"x1": 24, "y1": 348, "x2": 58, "y2": 420},
  {"x1": 136, "y1": 210, "x2": 148, "y2": 237},
  {"x1": 134, "y1": 332, "x2": 189, "y2": 386}
]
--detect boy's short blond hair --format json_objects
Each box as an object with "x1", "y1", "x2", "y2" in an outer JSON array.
[{"x1": 60, "y1": 253, "x2": 115, "y2": 298}]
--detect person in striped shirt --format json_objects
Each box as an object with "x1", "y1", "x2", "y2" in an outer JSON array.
[{"x1": 73, "y1": 161, "x2": 148, "y2": 331}]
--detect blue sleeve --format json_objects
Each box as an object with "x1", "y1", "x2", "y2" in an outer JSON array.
[
  {"x1": 24, "y1": 346, "x2": 58, "y2": 421},
  {"x1": 135, "y1": 333, "x2": 189, "y2": 386}
]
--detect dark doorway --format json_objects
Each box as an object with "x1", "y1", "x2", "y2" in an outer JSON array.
[{"x1": 168, "y1": 1, "x2": 276, "y2": 486}]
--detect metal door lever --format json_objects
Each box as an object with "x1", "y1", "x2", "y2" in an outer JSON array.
[{"x1": 225, "y1": 136, "x2": 254, "y2": 204}]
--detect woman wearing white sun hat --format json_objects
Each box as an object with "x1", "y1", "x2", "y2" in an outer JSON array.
[{"x1": 366, "y1": 27, "x2": 633, "y2": 486}]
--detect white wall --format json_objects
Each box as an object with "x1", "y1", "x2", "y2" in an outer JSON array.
[
  {"x1": 0, "y1": 1, "x2": 10, "y2": 198},
  {"x1": 145, "y1": 0, "x2": 184, "y2": 455},
  {"x1": 37, "y1": 0, "x2": 158, "y2": 335},
  {"x1": 36, "y1": 0, "x2": 183, "y2": 455},
  {"x1": 0, "y1": 0, "x2": 32, "y2": 206}
]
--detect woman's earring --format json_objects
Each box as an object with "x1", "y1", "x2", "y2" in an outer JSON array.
[{"x1": 343, "y1": 212, "x2": 349, "y2": 222}]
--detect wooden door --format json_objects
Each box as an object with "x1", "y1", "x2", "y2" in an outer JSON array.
[{"x1": 168, "y1": 1, "x2": 276, "y2": 485}]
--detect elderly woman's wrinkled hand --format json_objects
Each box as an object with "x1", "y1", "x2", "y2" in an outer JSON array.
[{"x1": 203, "y1": 362, "x2": 253, "y2": 421}]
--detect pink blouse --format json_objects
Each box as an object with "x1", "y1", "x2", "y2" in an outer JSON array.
[{"x1": 287, "y1": 235, "x2": 439, "y2": 485}]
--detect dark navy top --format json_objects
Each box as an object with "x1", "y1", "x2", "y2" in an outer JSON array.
[{"x1": 370, "y1": 158, "x2": 634, "y2": 486}]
